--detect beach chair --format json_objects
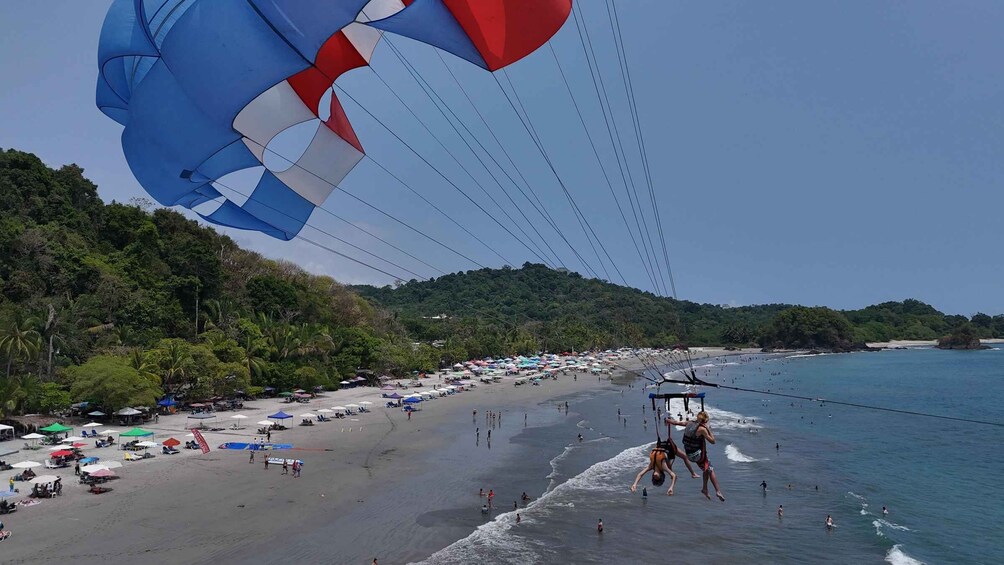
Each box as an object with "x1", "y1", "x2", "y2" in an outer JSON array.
[
  {"x1": 124, "y1": 452, "x2": 143, "y2": 462},
  {"x1": 44, "y1": 460, "x2": 61, "y2": 469}
]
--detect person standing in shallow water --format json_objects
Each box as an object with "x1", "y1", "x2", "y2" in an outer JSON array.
[{"x1": 597, "y1": 518, "x2": 603, "y2": 533}]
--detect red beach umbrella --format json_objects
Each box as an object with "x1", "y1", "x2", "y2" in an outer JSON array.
[
  {"x1": 162, "y1": 438, "x2": 181, "y2": 448},
  {"x1": 50, "y1": 450, "x2": 74, "y2": 458}
]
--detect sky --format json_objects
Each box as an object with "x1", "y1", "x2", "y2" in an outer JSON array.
[{"x1": 1, "y1": 1, "x2": 1002, "y2": 315}]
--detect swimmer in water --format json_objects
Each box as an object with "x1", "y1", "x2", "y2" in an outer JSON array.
[
  {"x1": 882, "y1": 506, "x2": 888, "y2": 515},
  {"x1": 597, "y1": 519, "x2": 603, "y2": 533},
  {"x1": 825, "y1": 515, "x2": 834, "y2": 529},
  {"x1": 760, "y1": 480, "x2": 768, "y2": 493}
]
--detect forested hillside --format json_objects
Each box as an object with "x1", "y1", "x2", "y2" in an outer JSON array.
[
  {"x1": 0, "y1": 149, "x2": 433, "y2": 417},
  {"x1": 356, "y1": 267, "x2": 1004, "y2": 353}
]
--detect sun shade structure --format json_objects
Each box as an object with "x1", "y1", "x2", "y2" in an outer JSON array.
[
  {"x1": 11, "y1": 461, "x2": 41, "y2": 469},
  {"x1": 22, "y1": 433, "x2": 45, "y2": 440},
  {"x1": 82, "y1": 422, "x2": 104, "y2": 428},
  {"x1": 116, "y1": 407, "x2": 143, "y2": 416},
  {"x1": 87, "y1": 411, "x2": 107, "y2": 417},
  {"x1": 188, "y1": 413, "x2": 217, "y2": 419},
  {"x1": 268, "y1": 411, "x2": 293, "y2": 421},
  {"x1": 39, "y1": 423, "x2": 72, "y2": 433},
  {"x1": 94, "y1": 0, "x2": 572, "y2": 240},
  {"x1": 163, "y1": 438, "x2": 181, "y2": 447},
  {"x1": 120, "y1": 428, "x2": 154, "y2": 437}
]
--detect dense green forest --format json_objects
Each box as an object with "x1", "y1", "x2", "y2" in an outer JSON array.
[
  {"x1": 355, "y1": 266, "x2": 1004, "y2": 352},
  {"x1": 0, "y1": 149, "x2": 439, "y2": 418},
  {"x1": 1, "y1": 148, "x2": 1001, "y2": 419}
]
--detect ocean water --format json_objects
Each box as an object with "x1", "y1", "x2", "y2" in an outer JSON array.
[{"x1": 415, "y1": 348, "x2": 1004, "y2": 564}]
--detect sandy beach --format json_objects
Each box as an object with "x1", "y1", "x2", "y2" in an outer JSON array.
[{"x1": 1, "y1": 355, "x2": 681, "y2": 565}]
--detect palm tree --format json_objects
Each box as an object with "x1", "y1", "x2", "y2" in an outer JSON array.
[
  {"x1": 160, "y1": 341, "x2": 192, "y2": 393},
  {"x1": 238, "y1": 336, "x2": 268, "y2": 382},
  {"x1": 129, "y1": 349, "x2": 160, "y2": 386},
  {"x1": 0, "y1": 313, "x2": 42, "y2": 379}
]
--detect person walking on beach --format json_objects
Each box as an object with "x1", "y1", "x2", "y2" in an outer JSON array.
[
  {"x1": 408, "y1": 410, "x2": 412, "y2": 421},
  {"x1": 264, "y1": 458, "x2": 269, "y2": 470},
  {"x1": 266, "y1": 430, "x2": 271, "y2": 442},
  {"x1": 8, "y1": 476, "x2": 13, "y2": 493},
  {"x1": 249, "y1": 450, "x2": 255, "y2": 464},
  {"x1": 293, "y1": 460, "x2": 301, "y2": 478},
  {"x1": 282, "y1": 460, "x2": 289, "y2": 475}
]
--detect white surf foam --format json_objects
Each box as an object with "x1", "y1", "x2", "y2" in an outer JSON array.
[
  {"x1": 724, "y1": 444, "x2": 758, "y2": 463},
  {"x1": 418, "y1": 443, "x2": 650, "y2": 564},
  {"x1": 886, "y1": 545, "x2": 925, "y2": 565}
]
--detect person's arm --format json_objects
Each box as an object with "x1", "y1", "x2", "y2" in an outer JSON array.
[
  {"x1": 630, "y1": 464, "x2": 652, "y2": 492},
  {"x1": 700, "y1": 425, "x2": 716, "y2": 444},
  {"x1": 665, "y1": 417, "x2": 687, "y2": 427}
]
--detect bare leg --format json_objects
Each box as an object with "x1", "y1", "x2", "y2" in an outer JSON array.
[
  {"x1": 676, "y1": 447, "x2": 699, "y2": 478},
  {"x1": 701, "y1": 470, "x2": 711, "y2": 500},
  {"x1": 708, "y1": 468, "x2": 725, "y2": 501}
]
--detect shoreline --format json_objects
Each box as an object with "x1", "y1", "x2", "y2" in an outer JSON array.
[{"x1": 1, "y1": 358, "x2": 653, "y2": 564}]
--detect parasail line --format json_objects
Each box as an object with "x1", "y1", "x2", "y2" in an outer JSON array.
[
  {"x1": 608, "y1": 0, "x2": 678, "y2": 297},
  {"x1": 208, "y1": 176, "x2": 421, "y2": 282},
  {"x1": 495, "y1": 70, "x2": 611, "y2": 282},
  {"x1": 497, "y1": 69, "x2": 626, "y2": 286},
  {"x1": 570, "y1": 6, "x2": 666, "y2": 296},
  {"x1": 380, "y1": 38, "x2": 597, "y2": 277},
  {"x1": 362, "y1": 49, "x2": 562, "y2": 270},
  {"x1": 424, "y1": 47, "x2": 574, "y2": 271},
  {"x1": 544, "y1": 41, "x2": 657, "y2": 292},
  {"x1": 242, "y1": 137, "x2": 492, "y2": 269},
  {"x1": 332, "y1": 81, "x2": 556, "y2": 268}
]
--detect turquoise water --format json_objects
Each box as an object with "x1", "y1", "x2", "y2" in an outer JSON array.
[{"x1": 417, "y1": 348, "x2": 1004, "y2": 564}]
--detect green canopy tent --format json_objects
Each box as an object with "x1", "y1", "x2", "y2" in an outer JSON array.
[
  {"x1": 120, "y1": 428, "x2": 154, "y2": 437},
  {"x1": 39, "y1": 423, "x2": 73, "y2": 434}
]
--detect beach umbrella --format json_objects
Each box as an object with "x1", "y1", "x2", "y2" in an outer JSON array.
[
  {"x1": 70, "y1": 443, "x2": 88, "y2": 449},
  {"x1": 80, "y1": 464, "x2": 106, "y2": 474},
  {"x1": 50, "y1": 450, "x2": 74, "y2": 458},
  {"x1": 316, "y1": 409, "x2": 333, "y2": 413},
  {"x1": 91, "y1": 468, "x2": 116, "y2": 478},
  {"x1": 256, "y1": 420, "x2": 273, "y2": 427},
  {"x1": 88, "y1": 411, "x2": 107, "y2": 417},
  {"x1": 48, "y1": 446, "x2": 69, "y2": 451},
  {"x1": 278, "y1": 392, "x2": 294, "y2": 398},
  {"x1": 101, "y1": 461, "x2": 123, "y2": 470},
  {"x1": 82, "y1": 422, "x2": 103, "y2": 428},
  {"x1": 22, "y1": 433, "x2": 45, "y2": 440},
  {"x1": 120, "y1": 428, "x2": 154, "y2": 437},
  {"x1": 11, "y1": 461, "x2": 41, "y2": 469},
  {"x1": 299, "y1": 412, "x2": 316, "y2": 418},
  {"x1": 116, "y1": 407, "x2": 142, "y2": 416},
  {"x1": 30, "y1": 475, "x2": 59, "y2": 485},
  {"x1": 230, "y1": 414, "x2": 248, "y2": 420},
  {"x1": 135, "y1": 441, "x2": 158, "y2": 448},
  {"x1": 358, "y1": 401, "x2": 373, "y2": 406},
  {"x1": 61, "y1": 436, "x2": 85, "y2": 443},
  {"x1": 188, "y1": 413, "x2": 217, "y2": 420},
  {"x1": 39, "y1": 423, "x2": 72, "y2": 433},
  {"x1": 163, "y1": 438, "x2": 181, "y2": 448},
  {"x1": 345, "y1": 403, "x2": 360, "y2": 409},
  {"x1": 331, "y1": 406, "x2": 346, "y2": 412},
  {"x1": 294, "y1": 389, "x2": 306, "y2": 393},
  {"x1": 157, "y1": 398, "x2": 177, "y2": 407},
  {"x1": 99, "y1": 429, "x2": 120, "y2": 436},
  {"x1": 79, "y1": 457, "x2": 100, "y2": 464}
]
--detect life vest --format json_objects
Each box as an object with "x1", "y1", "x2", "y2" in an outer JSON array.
[{"x1": 682, "y1": 422, "x2": 707, "y2": 464}]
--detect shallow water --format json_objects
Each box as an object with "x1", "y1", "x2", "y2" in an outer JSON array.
[{"x1": 413, "y1": 349, "x2": 1004, "y2": 564}]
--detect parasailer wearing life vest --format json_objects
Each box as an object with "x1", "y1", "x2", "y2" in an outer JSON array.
[{"x1": 670, "y1": 411, "x2": 725, "y2": 502}]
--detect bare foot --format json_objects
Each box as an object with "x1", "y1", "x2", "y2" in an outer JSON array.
[
  {"x1": 716, "y1": 491, "x2": 726, "y2": 502},
  {"x1": 701, "y1": 489, "x2": 711, "y2": 500}
]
